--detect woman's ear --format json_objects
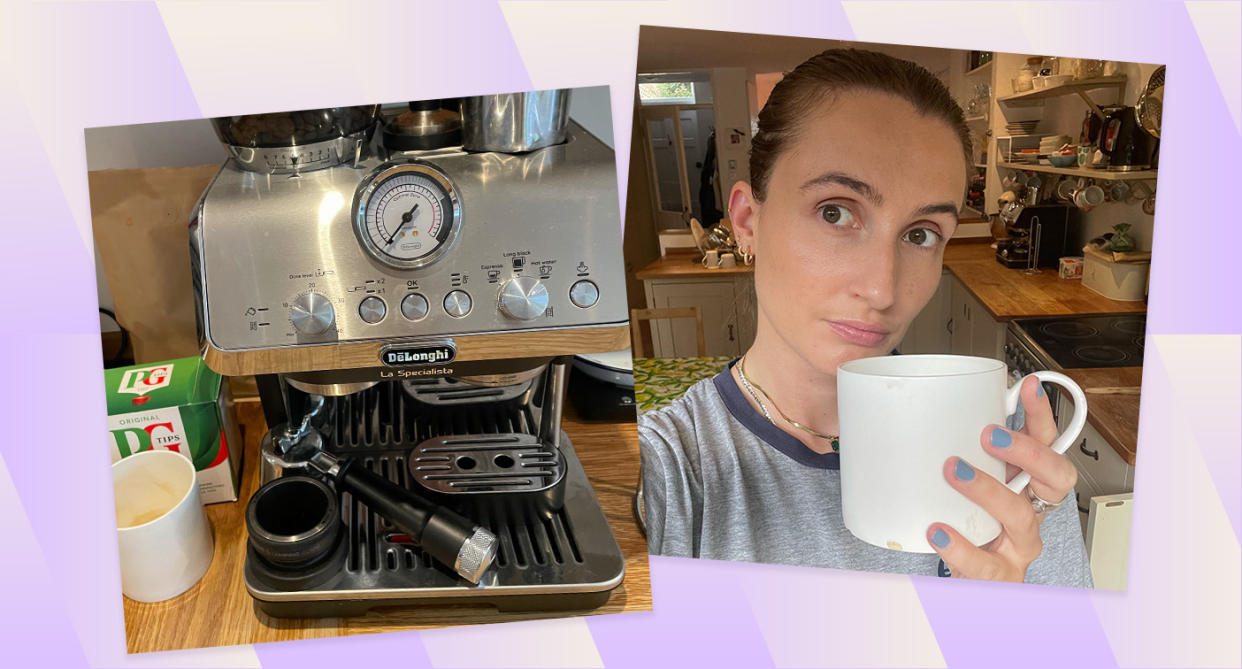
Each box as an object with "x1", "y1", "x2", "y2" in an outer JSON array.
[{"x1": 728, "y1": 181, "x2": 760, "y2": 256}]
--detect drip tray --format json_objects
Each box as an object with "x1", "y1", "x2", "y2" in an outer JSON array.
[{"x1": 244, "y1": 432, "x2": 625, "y2": 618}]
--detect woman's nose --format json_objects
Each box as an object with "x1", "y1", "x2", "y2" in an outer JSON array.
[{"x1": 849, "y1": 238, "x2": 897, "y2": 310}]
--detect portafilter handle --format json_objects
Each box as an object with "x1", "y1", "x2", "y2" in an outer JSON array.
[{"x1": 300, "y1": 449, "x2": 498, "y2": 584}]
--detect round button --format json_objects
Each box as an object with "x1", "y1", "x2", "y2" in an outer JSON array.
[
  {"x1": 444, "y1": 290, "x2": 472, "y2": 318},
  {"x1": 498, "y1": 277, "x2": 549, "y2": 321},
  {"x1": 358, "y1": 296, "x2": 387, "y2": 324},
  {"x1": 290, "y1": 292, "x2": 335, "y2": 335},
  {"x1": 569, "y1": 280, "x2": 599, "y2": 308},
  {"x1": 401, "y1": 293, "x2": 429, "y2": 321}
]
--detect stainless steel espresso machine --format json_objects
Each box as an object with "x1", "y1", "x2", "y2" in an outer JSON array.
[{"x1": 190, "y1": 92, "x2": 631, "y2": 617}]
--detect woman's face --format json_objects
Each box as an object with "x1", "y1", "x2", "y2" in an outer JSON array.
[{"x1": 732, "y1": 89, "x2": 967, "y2": 376}]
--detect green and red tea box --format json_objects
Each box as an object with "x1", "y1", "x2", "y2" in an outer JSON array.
[{"x1": 106, "y1": 356, "x2": 242, "y2": 504}]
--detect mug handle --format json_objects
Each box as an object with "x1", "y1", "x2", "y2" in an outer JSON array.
[{"x1": 1001, "y1": 371, "x2": 1088, "y2": 493}]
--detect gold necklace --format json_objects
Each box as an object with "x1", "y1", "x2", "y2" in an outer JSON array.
[{"x1": 738, "y1": 355, "x2": 840, "y2": 451}]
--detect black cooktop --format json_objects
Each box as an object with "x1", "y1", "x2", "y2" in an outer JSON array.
[{"x1": 1015, "y1": 314, "x2": 1147, "y2": 369}]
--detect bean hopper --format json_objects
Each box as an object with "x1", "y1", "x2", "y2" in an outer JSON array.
[{"x1": 190, "y1": 93, "x2": 631, "y2": 617}]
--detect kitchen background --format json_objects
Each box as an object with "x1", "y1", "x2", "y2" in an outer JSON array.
[{"x1": 623, "y1": 27, "x2": 1161, "y2": 591}]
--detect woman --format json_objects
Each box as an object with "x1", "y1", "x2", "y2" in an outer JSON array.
[{"x1": 639, "y1": 49, "x2": 1091, "y2": 586}]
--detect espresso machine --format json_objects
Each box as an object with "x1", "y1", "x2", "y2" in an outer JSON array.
[{"x1": 190, "y1": 92, "x2": 631, "y2": 617}]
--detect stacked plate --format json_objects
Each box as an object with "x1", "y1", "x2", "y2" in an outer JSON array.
[
  {"x1": 1039, "y1": 134, "x2": 1073, "y2": 154},
  {"x1": 1005, "y1": 120, "x2": 1039, "y2": 136}
]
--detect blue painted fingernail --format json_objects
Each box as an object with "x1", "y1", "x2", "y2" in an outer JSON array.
[
  {"x1": 954, "y1": 459, "x2": 976, "y2": 481},
  {"x1": 932, "y1": 528, "x2": 950, "y2": 548},
  {"x1": 1036, "y1": 383, "x2": 1045, "y2": 398},
  {"x1": 991, "y1": 426, "x2": 1012, "y2": 448}
]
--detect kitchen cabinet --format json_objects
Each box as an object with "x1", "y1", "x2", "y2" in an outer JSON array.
[
  {"x1": 900, "y1": 271, "x2": 1003, "y2": 359},
  {"x1": 899, "y1": 272, "x2": 951, "y2": 354},
  {"x1": 642, "y1": 276, "x2": 755, "y2": 357},
  {"x1": 944, "y1": 275, "x2": 1005, "y2": 359},
  {"x1": 1061, "y1": 402, "x2": 1135, "y2": 500},
  {"x1": 1060, "y1": 395, "x2": 1136, "y2": 561}
]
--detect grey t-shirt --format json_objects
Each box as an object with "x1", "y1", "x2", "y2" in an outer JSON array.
[{"x1": 639, "y1": 362, "x2": 1093, "y2": 587}]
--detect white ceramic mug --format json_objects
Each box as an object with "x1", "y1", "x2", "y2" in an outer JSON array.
[
  {"x1": 837, "y1": 355, "x2": 1087, "y2": 553},
  {"x1": 701, "y1": 249, "x2": 720, "y2": 268},
  {"x1": 113, "y1": 450, "x2": 213, "y2": 602},
  {"x1": 1074, "y1": 184, "x2": 1105, "y2": 212}
]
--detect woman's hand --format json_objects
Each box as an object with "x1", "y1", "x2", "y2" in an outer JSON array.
[{"x1": 925, "y1": 376, "x2": 1078, "y2": 581}]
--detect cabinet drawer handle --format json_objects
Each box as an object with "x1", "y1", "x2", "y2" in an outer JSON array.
[
  {"x1": 1078, "y1": 438, "x2": 1099, "y2": 461},
  {"x1": 728, "y1": 324, "x2": 734, "y2": 341},
  {"x1": 946, "y1": 317, "x2": 954, "y2": 335}
]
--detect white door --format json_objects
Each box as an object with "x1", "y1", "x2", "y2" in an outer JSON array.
[{"x1": 641, "y1": 107, "x2": 692, "y2": 230}]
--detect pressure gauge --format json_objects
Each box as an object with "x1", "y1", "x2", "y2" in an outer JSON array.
[{"x1": 353, "y1": 162, "x2": 461, "y2": 270}]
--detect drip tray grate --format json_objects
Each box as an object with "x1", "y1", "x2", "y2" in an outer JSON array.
[{"x1": 245, "y1": 382, "x2": 624, "y2": 617}]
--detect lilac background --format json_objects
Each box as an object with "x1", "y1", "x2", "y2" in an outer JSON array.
[{"x1": 1, "y1": 1, "x2": 1238, "y2": 667}]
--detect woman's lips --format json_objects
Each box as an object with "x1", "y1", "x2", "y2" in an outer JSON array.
[{"x1": 827, "y1": 320, "x2": 890, "y2": 347}]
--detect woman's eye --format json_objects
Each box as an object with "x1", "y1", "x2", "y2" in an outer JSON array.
[
  {"x1": 904, "y1": 227, "x2": 942, "y2": 248},
  {"x1": 819, "y1": 204, "x2": 854, "y2": 227}
]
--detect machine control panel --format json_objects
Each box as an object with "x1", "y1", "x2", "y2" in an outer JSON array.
[{"x1": 197, "y1": 122, "x2": 628, "y2": 352}]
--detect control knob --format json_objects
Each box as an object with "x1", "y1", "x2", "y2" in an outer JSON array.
[
  {"x1": 290, "y1": 292, "x2": 335, "y2": 335},
  {"x1": 498, "y1": 277, "x2": 549, "y2": 321}
]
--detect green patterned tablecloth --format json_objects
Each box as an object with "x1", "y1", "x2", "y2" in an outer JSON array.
[{"x1": 633, "y1": 356, "x2": 735, "y2": 414}]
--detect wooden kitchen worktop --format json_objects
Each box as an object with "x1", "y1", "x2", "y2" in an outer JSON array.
[
  {"x1": 941, "y1": 241, "x2": 1147, "y2": 320},
  {"x1": 635, "y1": 251, "x2": 753, "y2": 280},
  {"x1": 1062, "y1": 367, "x2": 1143, "y2": 466},
  {"x1": 122, "y1": 399, "x2": 650, "y2": 653}
]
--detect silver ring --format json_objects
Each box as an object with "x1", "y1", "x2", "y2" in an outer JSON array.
[{"x1": 1026, "y1": 486, "x2": 1061, "y2": 514}]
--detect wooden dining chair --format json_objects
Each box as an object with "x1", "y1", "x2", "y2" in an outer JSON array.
[{"x1": 630, "y1": 306, "x2": 706, "y2": 358}]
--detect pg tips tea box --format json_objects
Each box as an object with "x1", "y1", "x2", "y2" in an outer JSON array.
[{"x1": 106, "y1": 357, "x2": 242, "y2": 504}]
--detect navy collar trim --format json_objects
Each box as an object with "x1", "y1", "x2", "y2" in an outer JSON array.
[{"x1": 712, "y1": 359, "x2": 840, "y2": 470}]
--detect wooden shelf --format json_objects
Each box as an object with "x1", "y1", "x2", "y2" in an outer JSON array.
[
  {"x1": 973, "y1": 162, "x2": 987, "y2": 169},
  {"x1": 964, "y1": 114, "x2": 988, "y2": 123},
  {"x1": 999, "y1": 76, "x2": 1127, "y2": 104},
  {"x1": 998, "y1": 161, "x2": 1157, "y2": 181},
  {"x1": 966, "y1": 61, "x2": 993, "y2": 77},
  {"x1": 960, "y1": 205, "x2": 984, "y2": 218}
]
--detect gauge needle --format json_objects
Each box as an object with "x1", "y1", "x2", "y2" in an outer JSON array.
[{"x1": 385, "y1": 203, "x2": 420, "y2": 246}]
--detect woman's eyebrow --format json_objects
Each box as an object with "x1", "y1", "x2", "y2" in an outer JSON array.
[
  {"x1": 799, "y1": 172, "x2": 959, "y2": 219},
  {"x1": 913, "y1": 202, "x2": 961, "y2": 217},
  {"x1": 800, "y1": 171, "x2": 881, "y2": 205}
]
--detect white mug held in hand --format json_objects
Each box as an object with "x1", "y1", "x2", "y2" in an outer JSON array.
[
  {"x1": 837, "y1": 355, "x2": 1087, "y2": 552},
  {"x1": 114, "y1": 449, "x2": 214, "y2": 602}
]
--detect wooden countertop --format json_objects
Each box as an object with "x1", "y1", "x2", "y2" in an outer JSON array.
[
  {"x1": 941, "y1": 241, "x2": 1147, "y2": 321},
  {"x1": 1061, "y1": 367, "x2": 1142, "y2": 466},
  {"x1": 123, "y1": 398, "x2": 650, "y2": 653},
  {"x1": 635, "y1": 252, "x2": 753, "y2": 280}
]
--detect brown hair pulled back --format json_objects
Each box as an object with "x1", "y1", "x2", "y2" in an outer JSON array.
[{"x1": 749, "y1": 48, "x2": 972, "y2": 201}]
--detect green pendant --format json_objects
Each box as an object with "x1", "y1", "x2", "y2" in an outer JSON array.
[{"x1": 831, "y1": 437, "x2": 840, "y2": 452}]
